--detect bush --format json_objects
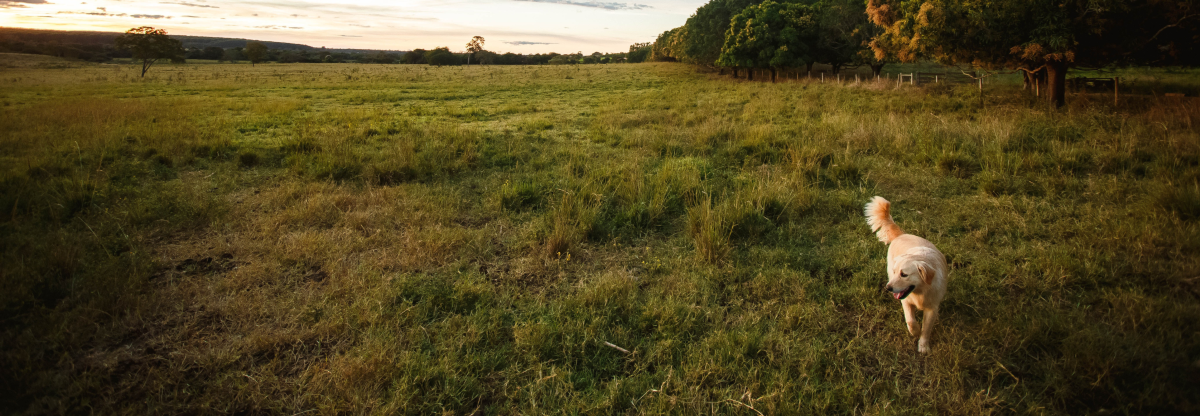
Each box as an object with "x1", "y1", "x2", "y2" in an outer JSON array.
[
  {"x1": 426, "y1": 47, "x2": 459, "y2": 66},
  {"x1": 548, "y1": 55, "x2": 575, "y2": 65}
]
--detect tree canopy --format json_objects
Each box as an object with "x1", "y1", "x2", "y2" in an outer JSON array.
[
  {"x1": 627, "y1": 42, "x2": 652, "y2": 63},
  {"x1": 426, "y1": 47, "x2": 459, "y2": 66},
  {"x1": 244, "y1": 41, "x2": 268, "y2": 66},
  {"x1": 403, "y1": 49, "x2": 427, "y2": 64},
  {"x1": 114, "y1": 27, "x2": 183, "y2": 77},
  {"x1": 679, "y1": 0, "x2": 768, "y2": 66},
  {"x1": 716, "y1": 0, "x2": 820, "y2": 78},
  {"x1": 466, "y1": 36, "x2": 485, "y2": 64},
  {"x1": 815, "y1": 0, "x2": 883, "y2": 74},
  {"x1": 647, "y1": 0, "x2": 884, "y2": 75}
]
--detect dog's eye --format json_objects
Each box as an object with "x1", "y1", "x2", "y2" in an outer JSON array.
[{"x1": 900, "y1": 272, "x2": 907, "y2": 277}]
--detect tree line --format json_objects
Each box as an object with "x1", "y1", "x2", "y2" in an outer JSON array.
[
  {"x1": 399, "y1": 49, "x2": 630, "y2": 66},
  {"x1": 4, "y1": 27, "x2": 640, "y2": 71},
  {"x1": 641, "y1": 0, "x2": 1200, "y2": 106},
  {"x1": 0, "y1": 34, "x2": 405, "y2": 65}
]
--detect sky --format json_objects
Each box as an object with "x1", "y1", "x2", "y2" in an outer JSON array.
[{"x1": 0, "y1": 0, "x2": 707, "y2": 53}]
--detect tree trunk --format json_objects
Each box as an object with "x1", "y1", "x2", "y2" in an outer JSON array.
[
  {"x1": 733, "y1": 68, "x2": 740, "y2": 78},
  {"x1": 770, "y1": 68, "x2": 777, "y2": 83},
  {"x1": 748, "y1": 69, "x2": 754, "y2": 81},
  {"x1": 1021, "y1": 70, "x2": 1032, "y2": 91},
  {"x1": 141, "y1": 58, "x2": 153, "y2": 77},
  {"x1": 1046, "y1": 60, "x2": 1067, "y2": 108},
  {"x1": 1033, "y1": 68, "x2": 1047, "y2": 96},
  {"x1": 831, "y1": 63, "x2": 841, "y2": 75},
  {"x1": 870, "y1": 64, "x2": 884, "y2": 77}
]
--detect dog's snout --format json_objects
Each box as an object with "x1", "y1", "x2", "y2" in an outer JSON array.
[{"x1": 884, "y1": 286, "x2": 893, "y2": 292}]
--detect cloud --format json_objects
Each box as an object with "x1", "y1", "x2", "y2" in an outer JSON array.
[
  {"x1": 58, "y1": 10, "x2": 126, "y2": 16},
  {"x1": 254, "y1": 25, "x2": 303, "y2": 29},
  {"x1": 56, "y1": 10, "x2": 172, "y2": 18},
  {"x1": 339, "y1": 35, "x2": 362, "y2": 37},
  {"x1": 1, "y1": 0, "x2": 48, "y2": 8},
  {"x1": 505, "y1": 40, "x2": 556, "y2": 45},
  {"x1": 513, "y1": 0, "x2": 650, "y2": 10},
  {"x1": 161, "y1": 1, "x2": 217, "y2": 8}
]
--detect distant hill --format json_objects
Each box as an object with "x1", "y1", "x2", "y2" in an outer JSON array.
[
  {"x1": 0, "y1": 27, "x2": 404, "y2": 53},
  {"x1": 177, "y1": 35, "x2": 313, "y2": 51}
]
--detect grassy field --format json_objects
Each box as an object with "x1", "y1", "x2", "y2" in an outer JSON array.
[{"x1": 1, "y1": 55, "x2": 1198, "y2": 414}]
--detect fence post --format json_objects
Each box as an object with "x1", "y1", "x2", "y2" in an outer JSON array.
[{"x1": 1114, "y1": 77, "x2": 1120, "y2": 107}]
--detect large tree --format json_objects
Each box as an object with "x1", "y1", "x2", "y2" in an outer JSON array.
[
  {"x1": 867, "y1": 0, "x2": 1200, "y2": 107},
  {"x1": 813, "y1": 0, "x2": 887, "y2": 75},
  {"x1": 465, "y1": 36, "x2": 485, "y2": 65},
  {"x1": 426, "y1": 47, "x2": 459, "y2": 66},
  {"x1": 244, "y1": 41, "x2": 268, "y2": 66},
  {"x1": 680, "y1": 0, "x2": 768, "y2": 66},
  {"x1": 403, "y1": 49, "x2": 427, "y2": 64},
  {"x1": 650, "y1": 27, "x2": 688, "y2": 62},
  {"x1": 627, "y1": 42, "x2": 652, "y2": 63},
  {"x1": 113, "y1": 27, "x2": 184, "y2": 77},
  {"x1": 716, "y1": 0, "x2": 820, "y2": 82}
]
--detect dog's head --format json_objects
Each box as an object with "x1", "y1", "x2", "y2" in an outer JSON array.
[{"x1": 885, "y1": 256, "x2": 934, "y2": 301}]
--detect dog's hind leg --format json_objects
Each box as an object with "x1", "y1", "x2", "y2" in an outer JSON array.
[
  {"x1": 918, "y1": 307, "x2": 938, "y2": 353},
  {"x1": 903, "y1": 302, "x2": 919, "y2": 336}
]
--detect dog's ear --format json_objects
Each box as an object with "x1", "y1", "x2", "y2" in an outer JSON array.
[{"x1": 917, "y1": 262, "x2": 934, "y2": 285}]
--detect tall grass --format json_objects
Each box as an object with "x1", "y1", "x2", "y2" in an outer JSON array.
[{"x1": 1, "y1": 56, "x2": 1197, "y2": 414}]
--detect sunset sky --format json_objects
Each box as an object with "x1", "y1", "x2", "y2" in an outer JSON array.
[{"x1": 0, "y1": 0, "x2": 706, "y2": 53}]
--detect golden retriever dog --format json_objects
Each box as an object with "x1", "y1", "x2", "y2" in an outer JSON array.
[{"x1": 864, "y1": 196, "x2": 949, "y2": 353}]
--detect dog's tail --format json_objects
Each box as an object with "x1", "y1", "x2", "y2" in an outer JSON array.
[{"x1": 864, "y1": 196, "x2": 904, "y2": 244}]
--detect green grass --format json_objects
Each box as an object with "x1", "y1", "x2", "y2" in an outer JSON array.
[{"x1": 1, "y1": 54, "x2": 1198, "y2": 414}]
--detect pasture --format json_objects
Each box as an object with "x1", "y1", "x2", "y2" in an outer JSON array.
[{"x1": 1, "y1": 56, "x2": 1197, "y2": 414}]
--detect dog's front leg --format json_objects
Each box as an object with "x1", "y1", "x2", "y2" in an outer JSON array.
[
  {"x1": 918, "y1": 307, "x2": 938, "y2": 353},
  {"x1": 903, "y1": 302, "x2": 919, "y2": 336}
]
